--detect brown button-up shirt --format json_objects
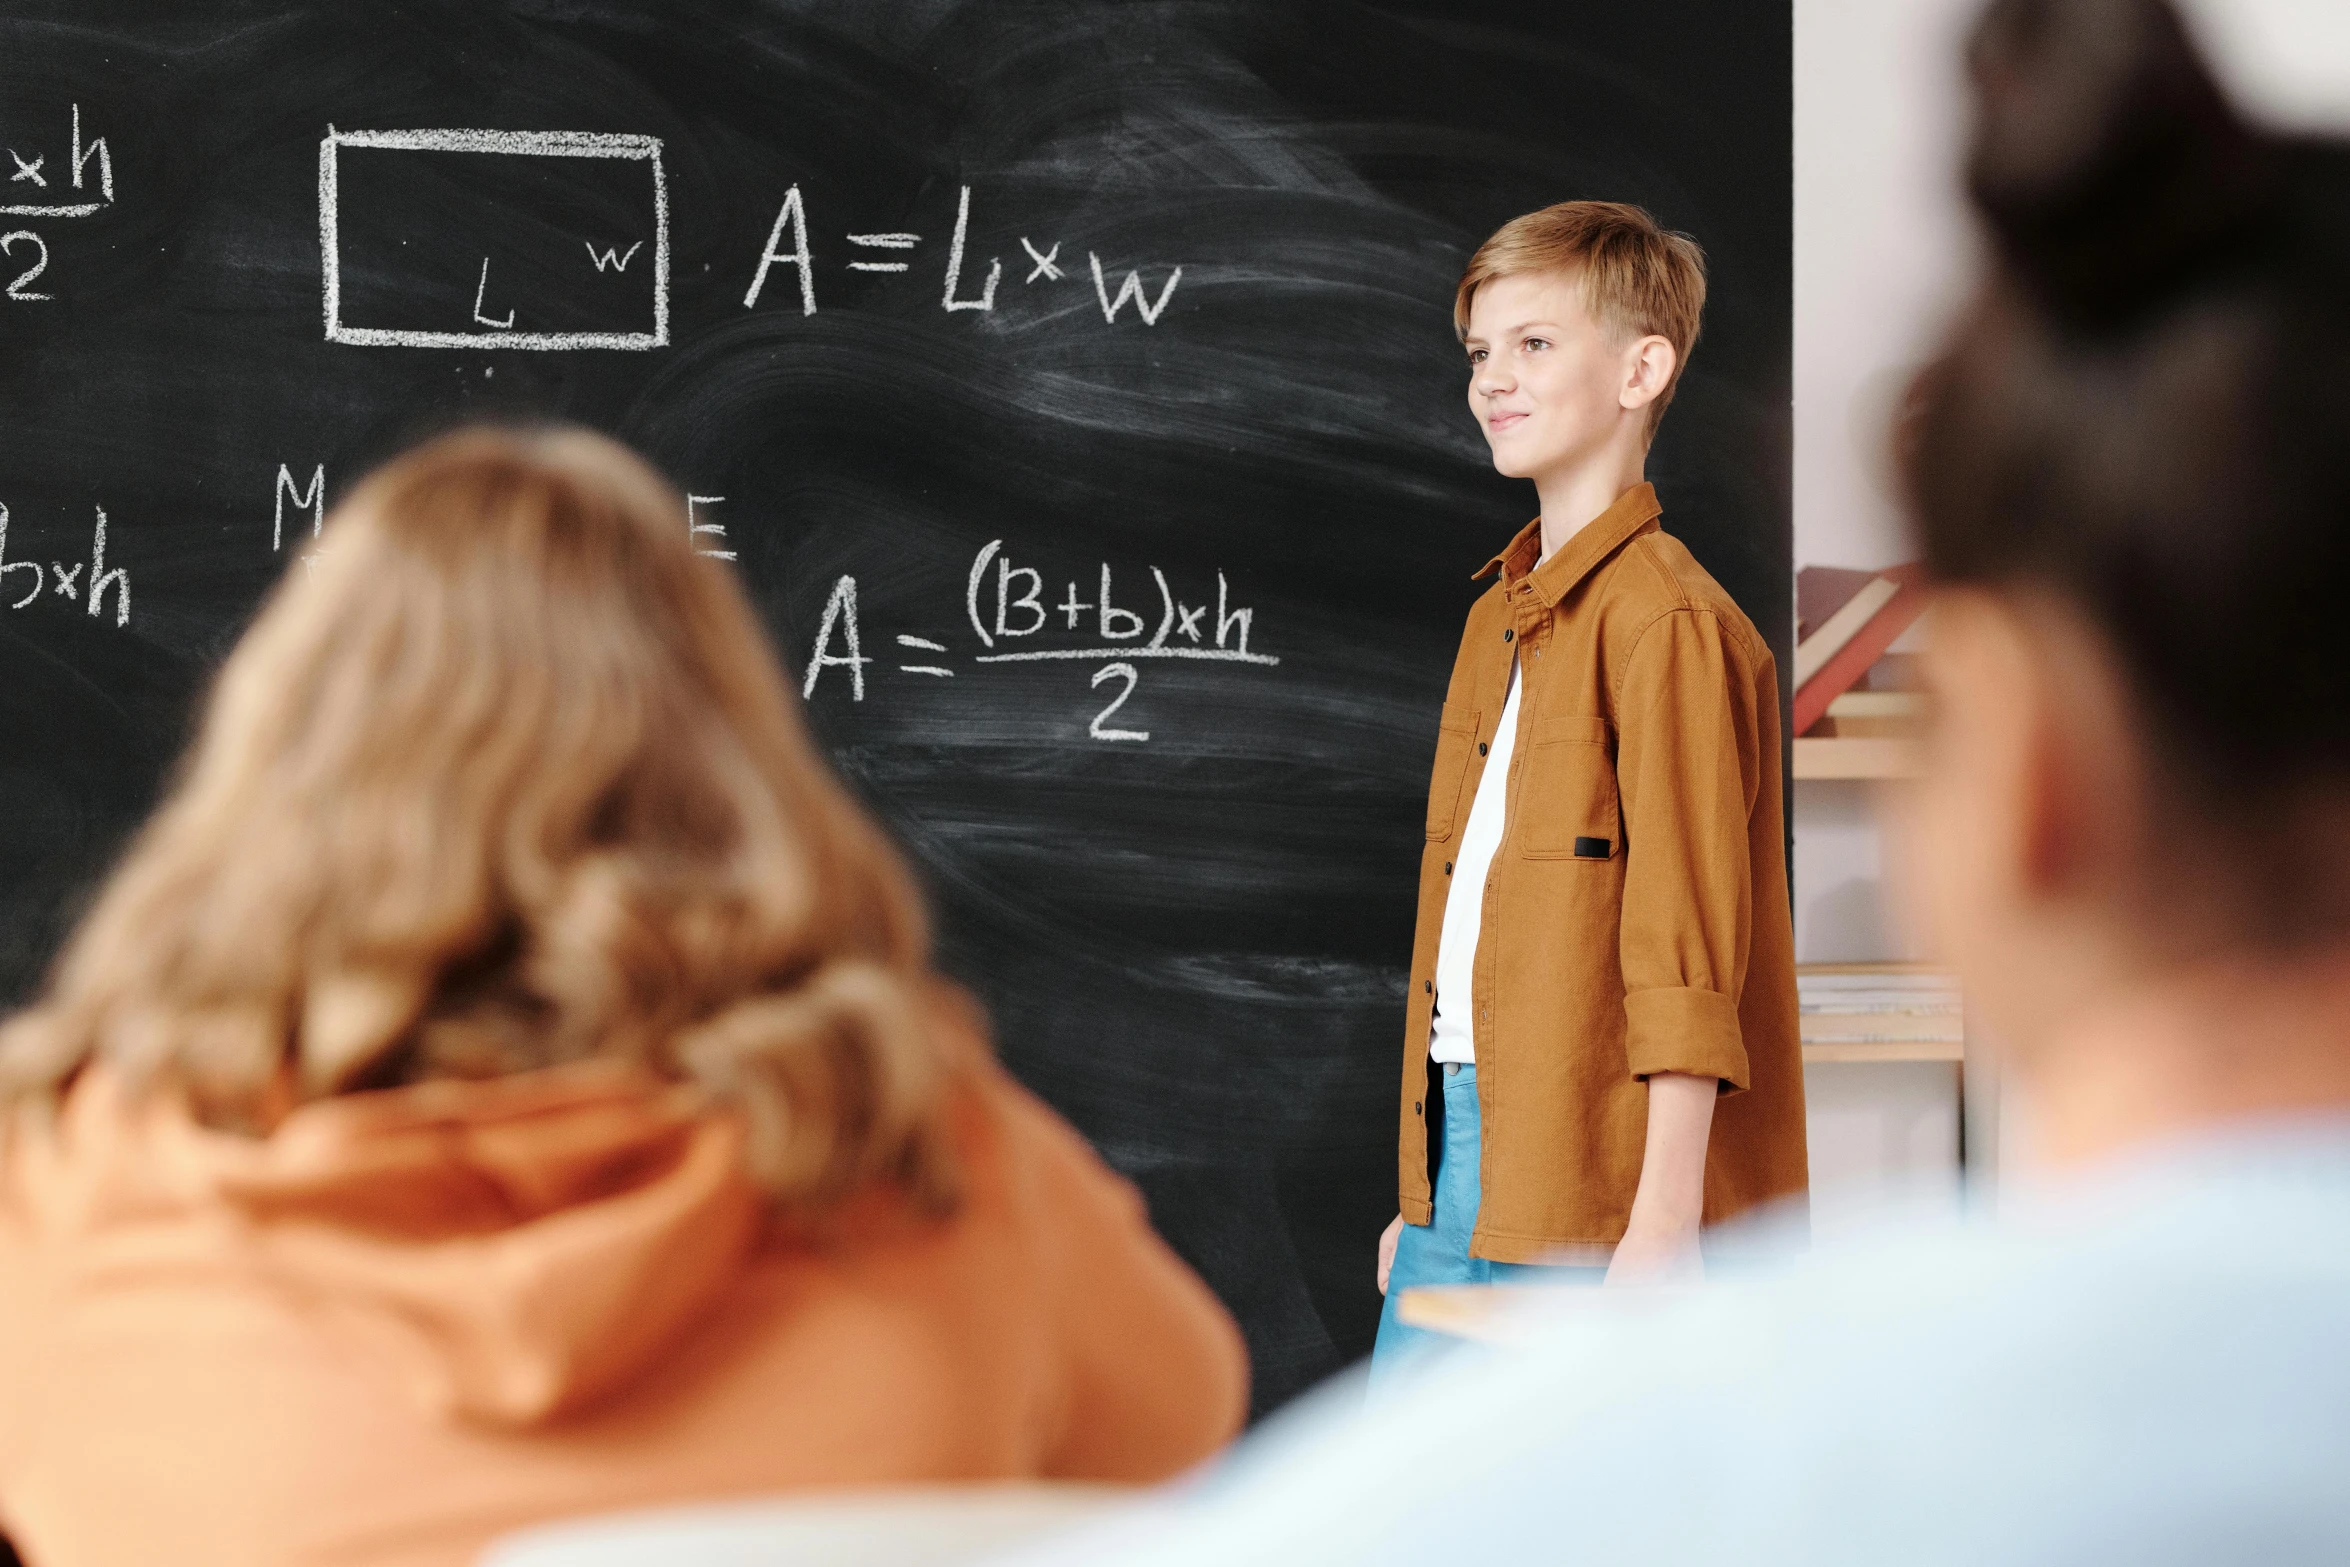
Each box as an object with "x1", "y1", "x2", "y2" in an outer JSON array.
[{"x1": 1398, "y1": 483, "x2": 1806, "y2": 1262}]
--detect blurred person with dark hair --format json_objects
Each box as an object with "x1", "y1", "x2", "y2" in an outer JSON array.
[
  {"x1": 0, "y1": 429, "x2": 1245, "y2": 1567},
  {"x1": 995, "y1": 0, "x2": 2350, "y2": 1559}
]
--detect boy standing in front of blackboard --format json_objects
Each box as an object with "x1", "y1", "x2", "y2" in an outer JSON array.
[{"x1": 1372, "y1": 202, "x2": 1805, "y2": 1381}]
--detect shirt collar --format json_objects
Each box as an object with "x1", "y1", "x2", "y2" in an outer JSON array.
[{"x1": 1473, "y1": 482, "x2": 1663, "y2": 608}]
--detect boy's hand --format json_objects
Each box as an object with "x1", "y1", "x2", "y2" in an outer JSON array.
[
  {"x1": 1376, "y1": 1214, "x2": 1404, "y2": 1295},
  {"x1": 1603, "y1": 1070, "x2": 1717, "y2": 1287},
  {"x1": 1602, "y1": 1210, "x2": 1703, "y2": 1286}
]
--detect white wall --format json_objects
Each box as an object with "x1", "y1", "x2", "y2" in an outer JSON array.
[
  {"x1": 1796, "y1": 0, "x2": 2350, "y2": 579},
  {"x1": 1794, "y1": 0, "x2": 1977, "y2": 577},
  {"x1": 1790, "y1": 0, "x2": 2350, "y2": 1223}
]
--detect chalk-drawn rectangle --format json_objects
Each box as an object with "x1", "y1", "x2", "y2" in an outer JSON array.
[{"x1": 320, "y1": 128, "x2": 668, "y2": 350}]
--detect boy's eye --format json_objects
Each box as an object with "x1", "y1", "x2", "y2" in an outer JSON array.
[
  {"x1": 1524, "y1": 337, "x2": 1549, "y2": 352},
  {"x1": 1466, "y1": 349, "x2": 1486, "y2": 364}
]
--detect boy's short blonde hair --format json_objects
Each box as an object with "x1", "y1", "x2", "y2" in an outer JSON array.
[{"x1": 1455, "y1": 200, "x2": 1708, "y2": 438}]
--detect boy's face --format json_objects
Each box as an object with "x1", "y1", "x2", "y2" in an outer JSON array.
[{"x1": 1462, "y1": 269, "x2": 1647, "y2": 484}]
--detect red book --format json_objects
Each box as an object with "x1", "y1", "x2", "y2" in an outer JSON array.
[
  {"x1": 1796, "y1": 565, "x2": 1884, "y2": 644},
  {"x1": 1792, "y1": 564, "x2": 1927, "y2": 736}
]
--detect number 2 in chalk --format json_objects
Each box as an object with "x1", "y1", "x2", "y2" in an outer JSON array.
[
  {"x1": 1089, "y1": 662, "x2": 1147, "y2": 743},
  {"x1": 2, "y1": 232, "x2": 51, "y2": 301}
]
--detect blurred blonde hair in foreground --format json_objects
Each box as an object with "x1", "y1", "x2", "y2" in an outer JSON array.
[{"x1": 0, "y1": 427, "x2": 960, "y2": 1213}]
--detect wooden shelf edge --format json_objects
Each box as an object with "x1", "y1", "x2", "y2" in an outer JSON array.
[{"x1": 1792, "y1": 736, "x2": 1925, "y2": 780}]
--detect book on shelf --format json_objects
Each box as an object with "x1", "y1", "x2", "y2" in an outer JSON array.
[
  {"x1": 1798, "y1": 967, "x2": 1959, "y2": 1001},
  {"x1": 1797, "y1": 965, "x2": 1963, "y2": 1048},
  {"x1": 1800, "y1": 1012, "x2": 1964, "y2": 1044},
  {"x1": 1791, "y1": 563, "x2": 1928, "y2": 736},
  {"x1": 1794, "y1": 566, "x2": 1902, "y2": 687},
  {"x1": 1813, "y1": 689, "x2": 1928, "y2": 738},
  {"x1": 1796, "y1": 565, "x2": 1881, "y2": 643}
]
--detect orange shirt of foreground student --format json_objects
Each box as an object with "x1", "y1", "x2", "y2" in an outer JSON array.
[{"x1": 0, "y1": 430, "x2": 1247, "y2": 1567}]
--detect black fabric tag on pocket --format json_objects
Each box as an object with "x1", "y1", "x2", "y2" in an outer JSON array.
[{"x1": 1573, "y1": 836, "x2": 1611, "y2": 859}]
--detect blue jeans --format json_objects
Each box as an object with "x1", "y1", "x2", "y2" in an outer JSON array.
[{"x1": 1370, "y1": 1061, "x2": 1604, "y2": 1391}]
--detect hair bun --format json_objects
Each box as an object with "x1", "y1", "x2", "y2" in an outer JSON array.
[{"x1": 1965, "y1": 0, "x2": 2274, "y2": 325}]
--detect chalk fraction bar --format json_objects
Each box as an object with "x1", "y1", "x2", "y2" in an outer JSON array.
[{"x1": 320, "y1": 129, "x2": 669, "y2": 350}]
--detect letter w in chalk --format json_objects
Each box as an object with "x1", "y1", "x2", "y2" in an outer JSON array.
[
  {"x1": 585, "y1": 240, "x2": 643, "y2": 273},
  {"x1": 1089, "y1": 253, "x2": 1181, "y2": 325}
]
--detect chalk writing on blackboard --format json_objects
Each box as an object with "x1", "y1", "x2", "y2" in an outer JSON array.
[
  {"x1": 1021, "y1": 239, "x2": 1063, "y2": 283},
  {"x1": 749, "y1": 182, "x2": 1024, "y2": 315},
  {"x1": 960, "y1": 542, "x2": 1270, "y2": 663},
  {"x1": 470, "y1": 256, "x2": 517, "y2": 330},
  {"x1": 586, "y1": 241, "x2": 643, "y2": 274},
  {"x1": 1, "y1": 232, "x2": 48, "y2": 301},
  {"x1": 1090, "y1": 663, "x2": 1148, "y2": 741},
  {"x1": 264, "y1": 469, "x2": 735, "y2": 567},
  {"x1": 0, "y1": 503, "x2": 131, "y2": 627},
  {"x1": 316, "y1": 126, "x2": 1181, "y2": 346},
  {"x1": 319, "y1": 128, "x2": 672, "y2": 350},
  {"x1": 238, "y1": 473, "x2": 1258, "y2": 743},
  {"x1": 1, "y1": 104, "x2": 111, "y2": 219},
  {"x1": 687, "y1": 496, "x2": 733, "y2": 560},
  {"x1": 275, "y1": 464, "x2": 326, "y2": 552},
  {"x1": 0, "y1": 505, "x2": 31, "y2": 608},
  {"x1": 2, "y1": 104, "x2": 114, "y2": 304},
  {"x1": 741, "y1": 180, "x2": 1178, "y2": 325},
  {"x1": 805, "y1": 541, "x2": 1276, "y2": 742},
  {"x1": 940, "y1": 184, "x2": 1000, "y2": 313}
]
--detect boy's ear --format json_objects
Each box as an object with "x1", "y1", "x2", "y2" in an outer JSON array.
[{"x1": 1620, "y1": 334, "x2": 1678, "y2": 412}]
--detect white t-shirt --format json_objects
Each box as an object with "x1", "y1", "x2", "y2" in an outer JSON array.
[{"x1": 1428, "y1": 656, "x2": 1522, "y2": 1064}]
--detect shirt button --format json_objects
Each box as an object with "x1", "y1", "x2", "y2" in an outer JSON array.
[
  {"x1": 1478, "y1": 742, "x2": 1489, "y2": 755},
  {"x1": 1443, "y1": 861, "x2": 1453, "y2": 875},
  {"x1": 1414, "y1": 1101, "x2": 1424, "y2": 1115},
  {"x1": 1423, "y1": 980, "x2": 1432, "y2": 993},
  {"x1": 1503, "y1": 628, "x2": 1514, "y2": 642}
]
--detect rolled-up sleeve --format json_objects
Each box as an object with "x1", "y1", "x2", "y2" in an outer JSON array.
[{"x1": 1614, "y1": 609, "x2": 1760, "y2": 1093}]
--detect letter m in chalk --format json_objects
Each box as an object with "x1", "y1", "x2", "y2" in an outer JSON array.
[{"x1": 275, "y1": 464, "x2": 325, "y2": 552}]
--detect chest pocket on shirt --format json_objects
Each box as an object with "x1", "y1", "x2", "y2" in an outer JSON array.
[
  {"x1": 1424, "y1": 703, "x2": 1481, "y2": 841},
  {"x1": 1518, "y1": 716, "x2": 1622, "y2": 860}
]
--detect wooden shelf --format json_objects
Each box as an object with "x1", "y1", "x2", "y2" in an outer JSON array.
[
  {"x1": 1793, "y1": 736, "x2": 1924, "y2": 780},
  {"x1": 1796, "y1": 963, "x2": 1962, "y2": 1064}
]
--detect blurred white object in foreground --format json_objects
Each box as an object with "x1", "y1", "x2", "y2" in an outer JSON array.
[{"x1": 992, "y1": 1125, "x2": 2350, "y2": 1567}]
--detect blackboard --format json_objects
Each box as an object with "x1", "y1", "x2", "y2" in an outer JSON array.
[{"x1": 0, "y1": 0, "x2": 1791, "y2": 1413}]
